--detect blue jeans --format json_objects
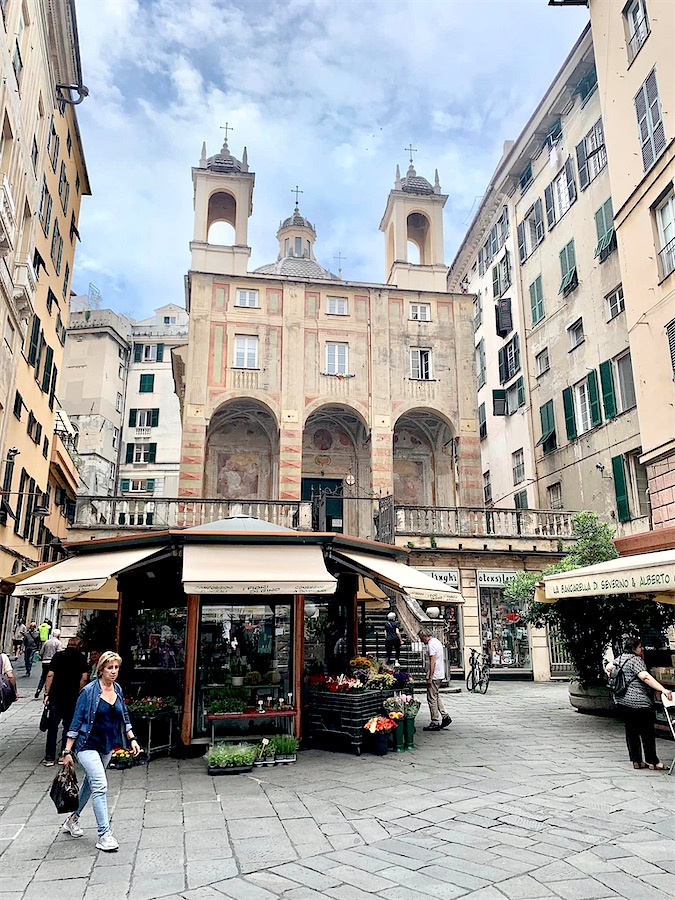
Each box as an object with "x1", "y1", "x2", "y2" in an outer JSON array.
[{"x1": 76, "y1": 749, "x2": 113, "y2": 836}]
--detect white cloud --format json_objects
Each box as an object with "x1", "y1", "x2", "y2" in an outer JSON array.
[{"x1": 72, "y1": 0, "x2": 589, "y2": 314}]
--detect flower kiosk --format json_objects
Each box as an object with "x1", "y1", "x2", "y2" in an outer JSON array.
[{"x1": 8, "y1": 516, "x2": 463, "y2": 756}]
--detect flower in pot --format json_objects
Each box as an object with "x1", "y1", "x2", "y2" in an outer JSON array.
[
  {"x1": 208, "y1": 742, "x2": 256, "y2": 774},
  {"x1": 270, "y1": 734, "x2": 298, "y2": 763},
  {"x1": 245, "y1": 670, "x2": 261, "y2": 686},
  {"x1": 110, "y1": 747, "x2": 135, "y2": 768},
  {"x1": 229, "y1": 657, "x2": 247, "y2": 687}
]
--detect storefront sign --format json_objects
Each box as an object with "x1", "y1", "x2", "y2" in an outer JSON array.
[
  {"x1": 545, "y1": 564, "x2": 675, "y2": 599},
  {"x1": 477, "y1": 571, "x2": 517, "y2": 588},
  {"x1": 417, "y1": 568, "x2": 460, "y2": 590}
]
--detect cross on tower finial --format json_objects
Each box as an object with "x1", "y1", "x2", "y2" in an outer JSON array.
[
  {"x1": 405, "y1": 144, "x2": 417, "y2": 165},
  {"x1": 334, "y1": 250, "x2": 346, "y2": 277},
  {"x1": 220, "y1": 122, "x2": 234, "y2": 143},
  {"x1": 292, "y1": 185, "x2": 303, "y2": 206}
]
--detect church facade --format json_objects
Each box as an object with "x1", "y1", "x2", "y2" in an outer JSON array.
[{"x1": 173, "y1": 140, "x2": 482, "y2": 539}]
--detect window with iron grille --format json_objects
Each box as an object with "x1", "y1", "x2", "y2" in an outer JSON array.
[
  {"x1": 625, "y1": 0, "x2": 650, "y2": 62},
  {"x1": 635, "y1": 69, "x2": 666, "y2": 172},
  {"x1": 512, "y1": 449, "x2": 525, "y2": 486},
  {"x1": 656, "y1": 192, "x2": 675, "y2": 279}
]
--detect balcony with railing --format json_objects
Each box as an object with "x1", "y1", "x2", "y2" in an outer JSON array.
[{"x1": 659, "y1": 237, "x2": 675, "y2": 281}]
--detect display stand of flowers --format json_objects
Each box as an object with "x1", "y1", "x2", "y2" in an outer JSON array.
[
  {"x1": 127, "y1": 696, "x2": 177, "y2": 759},
  {"x1": 363, "y1": 716, "x2": 397, "y2": 755},
  {"x1": 207, "y1": 742, "x2": 256, "y2": 775}
]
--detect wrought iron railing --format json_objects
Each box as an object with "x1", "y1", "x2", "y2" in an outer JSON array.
[{"x1": 659, "y1": 237, "x2": 675, "y2": 280}]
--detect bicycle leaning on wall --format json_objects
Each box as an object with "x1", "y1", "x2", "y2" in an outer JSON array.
[{"x1": 466, "y1": 647, "x2": 490, "y2": 694}]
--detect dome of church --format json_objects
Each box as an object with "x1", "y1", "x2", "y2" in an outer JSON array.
[
  {"x1": 280, "y1": 207, "x2": 316, "y2": 233},
  {"x1": 400, "y1": 163, "x2": 434, "y2": 195},
  {"x1": 206, "y1": 139, "x2": 246, "y2": 173},
  {"x1": 253, "y1": 257, "x2": 339, "y2": 280}
]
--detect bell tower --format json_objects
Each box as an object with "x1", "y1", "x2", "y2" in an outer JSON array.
[
  {"x1": 190, "y1": 130, "x2": 255, "y2": 276},
  {"x1": 379, "y1": 151, "x2": 448, "y2": 291}
]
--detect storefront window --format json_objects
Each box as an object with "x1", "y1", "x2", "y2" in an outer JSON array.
[
  {"x1": 194, "y1": 599, "x2": 293, "y2": 739},
  {"x1": 442, "y1": 605, "x2": 463, "y2": 670},
  {"x1": 304, "y1": 597, "x2": 351, "y2": 676},
  {"x1": 480, "y1": 587, "x2": 530, "y2": 669},
  {"x1": 123, "y1": 605, "x2": 187, "y2": 700}
]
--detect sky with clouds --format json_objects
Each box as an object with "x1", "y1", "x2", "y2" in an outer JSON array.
[{"x1": 72, "y1": 0, "x2": 589, "y2": 319}]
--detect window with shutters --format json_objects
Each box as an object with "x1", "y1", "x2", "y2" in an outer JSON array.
[
  {"x1": 568, "y1": 317, "x2": 584, "y2": 350},
  {"x1": 614, "y1": 351, "x2": 636, "y2": 413},
  {"x1": 135, "y1": 408, "x2": 160, "y2": 428},
  {"x1": 118, "y1": 364, "x2": 124, "y2": 380},
  {"x1": 544, "y1": 118, "x2": 562, "y2": 150},
  {"x1": 483, "y1": 471, "x2": 492, "y2": 505},
  {"x1": 327, "y1": 295, "x2": 348, "y2": 316},
  {"x1": 236, "y1": 289, "x2": 259, "y2": 308},
  {"x1": 478, "y1": 403, "x2": 487, "y2": 441},
  {"x1": 488, "y1": 224, "x2": 498, "y2": 260},
  {"x1": 517, "y1": 200, "x2": 545, "y2": 263},
  {"x1": 112, "y1": 427, "x2": 119, "y2": 450},
  {"x1": 547, "y1": 482, "x2": 563, "y2": 510},
  {"x1": 559, "y1": 240, "x2": 578, "y2": 296},
  {"x1": 497, "y1": 206, "x2": 509, "y2": 246},
  {"x1": 594, "y1": 198, "x2": 616, "y2": 262},
  {"x1": 143, "y1": 344, "x2": 157, "y2": 362},
  {"x1": 62, "y1": 261, "x2": 70, "y2": 300},
  {"x1": 326, "y1": 342, "x2": 348, "y2": 375},
  {"x1": 506, "y1": 377, "x2": 525, "y2": 415},
  {"x1": 495, "y1": 297, "x2": 513, "y2": 338},
  {"x1": 475, "y1": 340, "x2": 486, "y2": 389},
  {"x1": 39, "y1": 178, "x2": 52, "y2": 235},
  {"x1": 26, "y1": 315, "x2": 41, "y2": 367},
  {"x1": 529, "y1": 275, "x2": 545, "y2": 326},
  {"x1": 4, "y1": 315, "x2": 14, "y2": 353},
  {"x1": 514, "y1": 489, "x2": 528, "y2": 510},
  {"x1": 612, "y1": 455, "x2": 631, "y2": 523},
  {"x1": 575, "y1": 66, "x2": 598, "y2": 106},
  {"x1": 656, "y1": 192, "x2": 675, "y2": 279},
  {"x1": 635, "y1": 69, "x2": 666, "y2": 173},
  {"x1": 518, "y1": 163, "x2": 533, "y2": 193},
  {"x1": 493, "y1": 389, "x2": 507, "y2": 417},
  {"x1": 115, "y1": 392, "x2": 122, "y2": 412},
  {"x1": 133, "y1": 444, "x2": 152, "y2": 464},
  {"x1": 576, "y1": 119, "x2": 607, "y2": 191},
  {"x1": 50, "y1": 219, "x2": 63, "y2": 273},
  {"x1": 512, "y1": 449, "x2": 525, "y2": 486},
  {"x1": 40, "y1": 346, "x2": 54, "y2": 394},
  {"x1": 410, "y1": 348, "x2": 432, "y2": 380},
  {"x1": 574, "y1": 379, "x2": 592, "y2": 434},
  {"x1": 234, "y1": 335, "x2": 259, "y2": 369},
  {"x1": 535, "y1": 347, "x2": 550, "y2": 377},
  {"x1": 498, "y1": 334, "x2": 520, "y2": 384},
  {"x1": 626, "y1": 450, "x2": 650, "y2": 518},
  {"x1": 545, "y1": 160, "x2": 577, "y2": 228},
  {"x1": 473, "y1": 292, "x2": 482, "y2": 331},
  {"x1": 409, "y1": 302, "x2": 430, "y2": 321},
  {"x1": 625, "y1": 0, "x2": 650, "y2": 63},
  {"x1": 606, "y1": 285, "x2": 625, "y2": 320},
  {"x1": 667, "y1": 318, "x2": 675, "y2": 378},
  {"x1": 139, "y1": 373, "x2": 154, "y2": 393}
]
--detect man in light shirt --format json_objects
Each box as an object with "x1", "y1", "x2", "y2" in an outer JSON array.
[
  {"x1": 35, "y1": 629, "x2": 62, "y2": 699},
  {"x1": 418, "y1": 629, "x2": 451, "y2": 732}
]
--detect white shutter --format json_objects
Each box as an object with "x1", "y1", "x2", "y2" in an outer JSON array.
[
  {"x1": 337, "y1": 344, "x2": 347, "y2": 374},
  {"x1": 646, "y1": 70, "x2": 666, "y2": 160},
  {"x1": 326, "y1": 343, "x2": 336, "y2": 373},
  {"x1": 410, "y1": 350, "x2": 420, "y2": 379},
  {"x1": 667, "y1": 319, "x2": 675, "y2": 376}
]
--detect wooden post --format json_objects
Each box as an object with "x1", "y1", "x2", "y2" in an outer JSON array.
[
  {"x1": 294, "y1": 594, "x2": 305, "y2": 741},
  {"x1": 181, "y1": 594, "x2": 200, "y2": 745}
]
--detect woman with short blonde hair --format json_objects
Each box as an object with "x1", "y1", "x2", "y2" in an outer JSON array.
[{"x1": 61, "y1": 650, "x2": 139, "y2": 851}]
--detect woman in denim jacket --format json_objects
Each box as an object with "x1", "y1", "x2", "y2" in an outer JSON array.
[{"x1": 61, "y1": 651, "x2": 140, "y2": 851}]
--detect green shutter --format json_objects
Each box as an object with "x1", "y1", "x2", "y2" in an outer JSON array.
[
  {"x1": 559, "y1": 245, "x2": 569, "y2": 278},
  {"x1": 148, "y1": 443, "x2": 157, "y2": 464},
  {"x1": 562, "y1": 387, "x2": 577, "y2": 440},
  {"x1": 540, "y1": 402, "x2": 550, "y2": 436},
  {"x1": 128, "y1": 408, "x2": 137, "y2": 427},
  {"x1": 125, "y1": 443, "x2": 134, "y2": 464},
  {"x1": 145, "y1": 478, "x2": 155, "y2": 493},
  {"x1": 134, "y1": 343, "x2": 142, "y2": 362},
  {"x1": 516, "y1": 376, "x2": 525, "y2": 407},
  {"x1": 41, "y1": 346, "x2": 54, "y2": 393},
  {"x1": 587, "y1": 369, "x2": 602, "y2": 428},
  {"x1": 599, "y1": 360, "x2": 617, "y2": 419},
  {"x1": 529, "y1": 281, "x2": 538, "y2": 324},
  {"x1": 156, "y1": 343, "x2": 164, "y2": 362},
  {"x1": 567, "y1": 239, "x2": 575, "y2": 269},
  {"x1": 492, "y1": 265, "x2": 500, "y2": 299},
  {"x1": 151, "y1": 408, "x2": 159, "y2": 427},
  {"x1": 611, "y1": 455, "x2": 631, "y2": 522},
  {"x1": 120, "y1": 479, "x2": 130, "y2": 492},
  {"x1": 595, "y1": 206, "x2": 606, "y2": 241}
]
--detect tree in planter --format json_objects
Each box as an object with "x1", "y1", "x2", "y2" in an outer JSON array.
[{"x1": 505, "y1": 512, "x2": 675, "y2": 687}]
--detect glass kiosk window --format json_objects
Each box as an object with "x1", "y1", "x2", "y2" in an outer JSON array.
[
  {"x1": 480, "y1": 588, "x2": 530, "y2": 669},
  {"x1": 194, "y1": 599, "x2": 293, "y2": 739}
]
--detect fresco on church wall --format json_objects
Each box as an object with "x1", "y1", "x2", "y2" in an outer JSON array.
[
  {"x1": 216, "y1": 451, "x2": 261, "y2": 498},
  {"x1": 393, "y1": 458, "x2": 428, "y2": 505},
  {"x1": 205, "y1": 410, "x2": 274, "y2": 499}
]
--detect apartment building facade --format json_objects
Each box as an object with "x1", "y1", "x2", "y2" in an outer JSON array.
[{"x1": 449, "y1": 25, "x2": 646, "y2": 534}]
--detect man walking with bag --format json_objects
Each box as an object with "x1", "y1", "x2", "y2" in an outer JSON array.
[
  {"x1": 35, "y1": 629, "x2": 63, "y2": 699},
  {"x1": 23, "y1": 623, "x2": 39, "y2": 677},
  {"x1": 41, "y1": 638, "x2": 89, "y2": 766},
  {"x1": 418, "y1": 629, "x2": 452, "y2": 732}
]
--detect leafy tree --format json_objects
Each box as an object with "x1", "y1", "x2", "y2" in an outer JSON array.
[{"x1": 504, "y1": 512, "x2": 675, "y2": 687}]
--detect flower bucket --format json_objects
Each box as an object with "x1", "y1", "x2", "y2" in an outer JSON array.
[
  {"x1": 403, "y1": 717, "x2": 415, "y2": 750},
  {"x1": 389, "y1": 723, "x2": 405, "y2": 753},
  {"x1": 369, "y1": 732, "x2": 389, "y2": 756}
]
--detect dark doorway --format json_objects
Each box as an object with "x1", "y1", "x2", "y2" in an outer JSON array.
[{"x1": 301, "y1": 478, "x2": 343, "y2": 532}]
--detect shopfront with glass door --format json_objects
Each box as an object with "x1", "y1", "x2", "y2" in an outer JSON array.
[
  {"x1": 478, "y1": 571, "x2": 531, "y2": 672},
  {"x1": 417, "y1": 567, "x2": 464, "y2": 672}
]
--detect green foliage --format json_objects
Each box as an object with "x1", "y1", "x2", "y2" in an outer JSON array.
[
  {"x1": 229, "y1": 657, "x2": 247, "y2": 676},
  {"x1": 208, "y1": 742, "x2": 256, "y2": 767},
  {"x1": 270, "y1": 734, "x2": 298, "y2": 755},
  {"x1": 257, "y1": 739, "x2": 276, "y2": 759},
  {"x1": 206, "y1": 686, "x2": 247, "y2": 713},
  {"x1": 504, "y1": 511, "x2": 675, "y2": 687},
  {"x1": 367, "y1": 672, "x2": 396, "y2": 689}
]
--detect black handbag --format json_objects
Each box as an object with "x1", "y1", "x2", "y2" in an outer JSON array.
[
  {"x1": 39, "y1": 705, "x2": 50, "y2": 732},
  {"x1": 50, "y1": 766, "x2": 80, "y2": 814}
]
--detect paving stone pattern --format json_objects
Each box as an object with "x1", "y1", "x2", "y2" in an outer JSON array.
[{"x1": 2, "y1": 671, "x2": 675, "y2": 899}]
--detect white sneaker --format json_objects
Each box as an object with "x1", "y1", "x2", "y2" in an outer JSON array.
[
  {"x1": 62, "y1": 814, "x2": 83, "y2": 838},
  {"x1": 96, "y1": 831, "x2": 119, "y2": 852}
]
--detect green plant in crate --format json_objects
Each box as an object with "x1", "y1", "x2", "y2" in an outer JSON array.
[
  {"x1": 209, "y1": 697, "x2": 246, "y2": 714},
  {"x1": 270, "y1": 734, "x2": 298, "y2": 756},
  {"x1": 208, "y1": 743, "x2": 256, "y2": 768},
  {"x1": 257, "y1": 738, "x2": 276, "y2": 760}
]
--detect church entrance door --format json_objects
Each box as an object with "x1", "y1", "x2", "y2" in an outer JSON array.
[{"x1": 301, "y1": 478, "x2": 343, "y2": 532}]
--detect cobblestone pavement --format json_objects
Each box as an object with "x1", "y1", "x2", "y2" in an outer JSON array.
[{"x1": 2, "y1": 669, "x2": 675, "y2": 900}]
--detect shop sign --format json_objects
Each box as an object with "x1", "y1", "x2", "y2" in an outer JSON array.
[
  {"x1": 546, "y1": 564, "x2": 675, "y2": 599},
  {"x1": 417, "y1": 568, "x2": 460, "y2": 590},
  {"x1": 477, "y1": 570, "x2": 517, "y2": 588}
]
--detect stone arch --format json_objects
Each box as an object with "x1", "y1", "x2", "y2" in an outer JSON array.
[
  {"x1": 204, "y1": 399, "x2": 279, "y2": 499},
  {"x1": 406, "y1": 211, "x2": 431, "y2": 265},
  {"x1": 393, "y1": 407, "x2": 456, "y2": 506},
  {"x1": 207, "y1": 190, "x2": 237, "y2": 245}
]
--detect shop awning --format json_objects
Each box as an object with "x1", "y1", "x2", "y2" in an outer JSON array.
[
  {"x1": 12, "y1": 547, "x2": 167, "y2": 597},
  {"x1": 536, "y1": 548, "x2": 675, "y2": 605},
  {"x1": 332, "y1": 550, "x2": 464, "y2": 604},
  {"x1": 182, "y1": 544, "x2": 338, "y2": 595}
]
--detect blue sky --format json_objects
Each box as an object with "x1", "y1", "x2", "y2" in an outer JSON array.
[{"x1": 72, "y1": 0, "x2": 589, "y2": 318}]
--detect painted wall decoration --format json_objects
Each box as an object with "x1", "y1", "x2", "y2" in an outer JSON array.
[{"x1": 216, "y1": 451, "x2": 260, "y2": 498}]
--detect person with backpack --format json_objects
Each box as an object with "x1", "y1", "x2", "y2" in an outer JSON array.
[{"x1": 606, "y1": 636, "x2": 673, "y2": 770}]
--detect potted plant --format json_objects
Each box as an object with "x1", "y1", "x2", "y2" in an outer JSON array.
[
  {"x1": 270, "y1": 734, "x2": 298, "y2": 764},
  {"x1": 207, "y1": 742, "x2": 256, "y2": 775},
  {"x1": 229, "y1": 657, "x2": 247, "y2": 687},
  {"x1": 254, "y1": 737, "x2": 277, "y2": 767},
  {"x1": 363, "y1": 716, "x2": 396, "y2": 755},
  {"x1": 127, "y1": 696, "x2": 177, "y2": 758},
  {"x1": 109, "y1": 747, "x2": 135, "y2": 769},
  {"x1": 245, "y1": 670, "x2": 261, "y2": 686}
]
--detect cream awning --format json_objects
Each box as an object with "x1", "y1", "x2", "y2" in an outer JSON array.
[
  {"x1": 12, "y1": 547, "x2": 166, "y2": 597},
  {"x1": 182, "y1": 544, "x2": 337, "y2": 595},
  {"x1": 537, "y1": 548, "x2": 675, "y2": 605},
  {"x1": 332, "y1": 550, "x2": 465, "y2": 604}
]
